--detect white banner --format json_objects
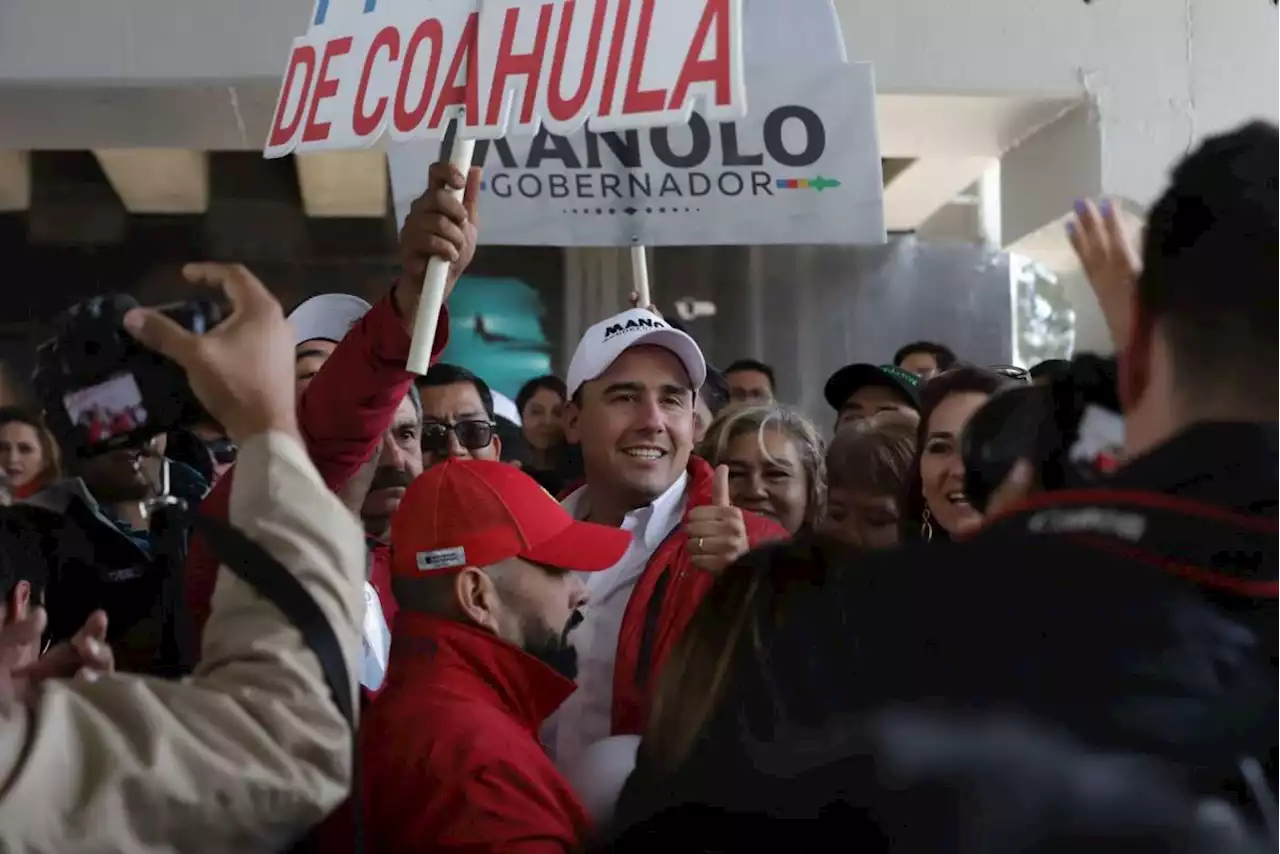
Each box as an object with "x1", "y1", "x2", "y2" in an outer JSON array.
[
  {"x1": 390, "y1": 60, "x2": 883, "y2": 246},
  {"x1": 264, "y1": 0, "x2": 748, "y2": 157}
]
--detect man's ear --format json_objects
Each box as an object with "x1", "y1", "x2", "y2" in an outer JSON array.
[
  {"x1": 491, "y1": 434, "x2": 503, "y2": 459},
  {"x1": 5, "y1": 579, "x2": 31, "y2": 624},
  {"x1": 1117, "y1": 295, "x2": 1151, "y2": 414},
  {"x1": 454, "y1": 567, "x2": 501, "y2": 634},
  {"x1": 564, "y1": 401, "x2": 582, "y2": 445}
]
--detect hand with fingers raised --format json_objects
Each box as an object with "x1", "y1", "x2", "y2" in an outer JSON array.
[
  {"x1": 685, "y1": 465, "x2": 750, "y2": 575},
  {"x1": 1067, "y1": 198, "x2": 1140, "y2": 351},
  {"x1": 122, "y1": 263, "x2": 298, "y2": 444},
  {"x1": 396, "y1": 162, "x2": 483, "y2": 331},
  {"x1": 16, "y1": 610, "x2": 114, "y2": 689}
]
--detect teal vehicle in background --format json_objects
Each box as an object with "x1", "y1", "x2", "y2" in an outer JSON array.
[{"x1": 438, "y1": 276, "x2": 554, "y2": 400}]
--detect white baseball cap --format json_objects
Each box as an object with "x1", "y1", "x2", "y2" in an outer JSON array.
[
  {"x1": 288, "y1": 293, "x2": 373, "y2": 347},
  {"x1": 566, "y1": 308, "x2": 707, "y2": 398},
  {"x1": 492, "y1": 391, "x2": 522, "y2": 426}
]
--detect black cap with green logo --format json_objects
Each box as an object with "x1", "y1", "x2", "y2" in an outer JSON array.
[{"x1": 823, "y1": 363, "x2": 922, "y2": 412}]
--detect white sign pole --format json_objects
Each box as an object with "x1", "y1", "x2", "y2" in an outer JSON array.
[
  {"x1": 406, "y1": 135, "x2": 475, "y2": 375},
  {"x1": 630, "y1": 245, "x2": 651, "y2": 308}
]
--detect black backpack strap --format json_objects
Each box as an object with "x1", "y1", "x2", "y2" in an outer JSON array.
[
  {"x1": 973, "y1": 488, "x2": 1278, "y2": 598},
  {"x1": 193, "y1": 514, "x2": 363, "y2": 853}
]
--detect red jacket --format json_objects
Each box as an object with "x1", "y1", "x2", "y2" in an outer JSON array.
[
  {"x1": 610, "y1": 455, "x2": 788, "y2": 735},
  {"x1": 183, "y1": 295, "x2": 448, "y2": 676},
  {"x1": 359, "y1": 613, "x2": 590, "y2": 853}
]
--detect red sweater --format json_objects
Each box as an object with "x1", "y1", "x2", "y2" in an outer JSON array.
[{"x1": 183, "y1": 295, "x2": 448, "y2": 696}]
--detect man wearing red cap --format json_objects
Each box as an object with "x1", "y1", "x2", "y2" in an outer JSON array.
[{"x1": 357, "y1": 459, "x2": 631, "y2": 853}]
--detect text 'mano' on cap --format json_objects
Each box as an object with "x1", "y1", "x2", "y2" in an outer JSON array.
[
  {"x1": 288, "y1": 293, "x2": 372, "y2": 348},
  {"x1": 566, "y1": 308, "x2": 707, "y2": 399},
  {"x1": 390, "y1": 459, "x2": 632, "y2": 577}
]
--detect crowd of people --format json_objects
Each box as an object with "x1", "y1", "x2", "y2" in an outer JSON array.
[{"x1": 0, "y1": 121, "x2": 1274, "y2": 853}]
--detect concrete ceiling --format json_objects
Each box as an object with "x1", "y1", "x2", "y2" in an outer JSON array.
[{"x1": 0, "y1": 84, "x2": 1080, "y2": 230}]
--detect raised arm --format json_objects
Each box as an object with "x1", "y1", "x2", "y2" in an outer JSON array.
[{"x1": 0, "y1": 264, "x2": 366, "y2": 852}]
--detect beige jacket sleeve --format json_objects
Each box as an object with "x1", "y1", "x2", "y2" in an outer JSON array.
[{"x1": 0, "y1": 430, "x2": 365, "y2": 854}]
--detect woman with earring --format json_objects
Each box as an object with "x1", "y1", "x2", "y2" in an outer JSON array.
[{"x1": 901, "y1": 366, "x2": 1012, "y2": 544}]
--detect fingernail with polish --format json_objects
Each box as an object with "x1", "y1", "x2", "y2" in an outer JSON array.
[
  {"x1": 1065, "y1": 220, "x2": 1076, "y2": 235},
  {"x1": 1074, "y1": 199, "x2": 1087, "y2": 215},
  {"x1": 1099, "y1": 198, "x2": 1112, "y2": 216}
]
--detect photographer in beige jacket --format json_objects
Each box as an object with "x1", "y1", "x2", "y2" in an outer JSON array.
[{"x1": 0, "y1": 263, "x2": 364, "y2": 853}]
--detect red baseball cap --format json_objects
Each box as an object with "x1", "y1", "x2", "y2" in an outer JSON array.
[{"x1": 391, "y1": 459, "x2": 632, "y2": 577}]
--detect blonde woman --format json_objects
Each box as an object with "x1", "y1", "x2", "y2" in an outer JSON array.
[{"x1": 699, "y1": 404, "x2": 825, "y2": 535}]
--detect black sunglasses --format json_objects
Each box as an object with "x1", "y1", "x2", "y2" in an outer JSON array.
[{"x1": 421, "y1": 420, "x2": 496, "y2": 453}]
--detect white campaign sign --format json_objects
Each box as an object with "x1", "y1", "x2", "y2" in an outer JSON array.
[
  {"x1": 389, "y1": 61, "x2": 884, "y2": 246},
  {"x1": 264, "y1": 0, "x2": 747, "y2": 157}
]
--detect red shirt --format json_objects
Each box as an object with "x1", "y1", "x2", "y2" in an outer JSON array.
[
  {"x1": 610, "y1": 455, "x2": 788, "y2": 734},
  {"x1": 183, "y1": 296, "x2": 448, "y2": 696},
  {"x1": 359, "y1": 613, "x2": 590, "y2": 853}
]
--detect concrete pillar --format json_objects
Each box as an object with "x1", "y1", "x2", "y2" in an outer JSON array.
[{"x1": 561, "y1": 248, "x2": 630, "y2": 364}]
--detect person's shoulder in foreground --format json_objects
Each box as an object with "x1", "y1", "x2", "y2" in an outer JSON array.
[{"x1": 0, "y1": 263, "x2": 365, "y2": 853}]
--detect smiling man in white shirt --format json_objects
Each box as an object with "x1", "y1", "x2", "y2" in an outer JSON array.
[{"x1": 546, "y1": 309, "x2": 787, "y2": 773}]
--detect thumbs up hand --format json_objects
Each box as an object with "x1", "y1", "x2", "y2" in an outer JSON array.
[{"x1": 685, "y1": 465, "x2": 750, "y2": 574}]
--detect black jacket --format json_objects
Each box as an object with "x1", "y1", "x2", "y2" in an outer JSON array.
[
  {"x1": 21, "y1": 460, "x2": 208, "y2": 674},
  {"x1": 612, "y1": 421, "x2": 1277, "y2": 845}
]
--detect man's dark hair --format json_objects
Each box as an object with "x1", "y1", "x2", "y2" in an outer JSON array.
[
  {"x1": 724, "y1": 359, "x2": 777, "y2": 394},
  {"x1": 701, "y1": 366, "x2": 730, "y2": 416},
  {"x1": 515, "y1": 375, "x2": 568, "y2": 418},
  {"x1": 893, "y1": 341, "x2": 957, "y2": 372},
  {"x1": 1138, "y1": 120, "x2": 1277, "y2": 412},
  {"x1": 416, "y1": 363, "x2": 495, "y2": 421}
]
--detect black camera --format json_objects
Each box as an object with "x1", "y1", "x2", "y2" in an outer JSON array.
[
  {"x1": 961, "y1": 355, "x2": 1124, "y2": 514},
  {"x1": 33, "y1": 293, "x2": 226, "y2": 460}
]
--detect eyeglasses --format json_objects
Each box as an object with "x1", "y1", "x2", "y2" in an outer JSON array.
[
  {"x1": 421, "y1": 420, "x2": 496, "y2": 453},
  {"x1": 989, "y1": 365, "x2": 1031, "y2": 383}
]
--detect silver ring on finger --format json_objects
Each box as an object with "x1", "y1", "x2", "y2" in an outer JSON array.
[{"x1": 696, "y1": 537, "x2": 704, "y2": 553}]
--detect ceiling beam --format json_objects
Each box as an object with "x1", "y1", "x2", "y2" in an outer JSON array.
[
  {"x1": 0, "y1": 151, "x2": 31, "y2": 211},
  {"x1": 295, "y1": 150, "x2": 388, "y2": 218},
  {"x1": 882, "y1": 156, "x2": 996, "y2": 232},
  {"x1": 94, "y1": 148, "x2": 209, "y2": 213}
]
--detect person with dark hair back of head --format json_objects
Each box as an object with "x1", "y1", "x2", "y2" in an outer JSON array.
[
  {"x1": 893, "y1": 341, "x2": 957, "y2": 380},
  {"x1": 694, "y1": 366, "x2": 730, "y2": 446},
  {"x1": 821, "y1": 410, "x2": 918, "y2": 550},
  {"x1": 723, "y1": 360, "x2": 776, "y2": 404},
  {"x1": 650, "y1": 123, "x2": 1279, "y2": 837},
  {"x1": 0, "y1": 506, "x2": 55, "y2": 671},
  {"x1": 416, "y1": 362, "x2": 502, "y2": 469}
]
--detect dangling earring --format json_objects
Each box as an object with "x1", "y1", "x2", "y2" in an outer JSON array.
[{"x1": 921, "y1": 507, "x2": 934, "y2": 542}]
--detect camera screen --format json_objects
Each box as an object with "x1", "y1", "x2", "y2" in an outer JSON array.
[{"x1": 63, "y1": 373, "x2": 149, "y2": 445}]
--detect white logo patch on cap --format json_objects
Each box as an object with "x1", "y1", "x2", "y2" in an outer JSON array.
[{"x1": 417, "y1": 547, "x2": 467, "y2": 571}]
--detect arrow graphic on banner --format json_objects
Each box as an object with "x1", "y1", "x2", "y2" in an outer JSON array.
[{"x1": 776, "y1": 176, "x2": 842, "y2": 192}]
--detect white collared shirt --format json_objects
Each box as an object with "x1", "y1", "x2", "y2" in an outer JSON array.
[
  {"x1": 360, "y1": 580, "x2": 390, "y2": 692},
  {"x1": 544, "y1": 473, "x2": 688, "y2": 772}
]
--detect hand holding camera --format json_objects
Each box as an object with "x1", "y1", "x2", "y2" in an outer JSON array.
[{"x1": 122, "y1": 263, "x2": 298, "y2": 445}]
